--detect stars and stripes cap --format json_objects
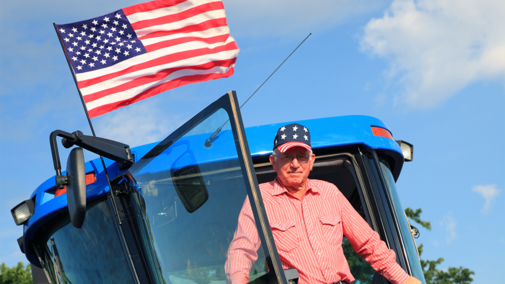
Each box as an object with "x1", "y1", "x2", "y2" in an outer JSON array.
[{"x1": 273, "y1": 123, "x2": 312, "y2": 153}]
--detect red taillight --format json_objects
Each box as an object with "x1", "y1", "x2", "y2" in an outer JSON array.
[
  {"x1": 55, "y1": 172, "x2": 96, "y2": 197},
  {"x1": 371, "y1": 126, "x2": 393, "y2": 140}
]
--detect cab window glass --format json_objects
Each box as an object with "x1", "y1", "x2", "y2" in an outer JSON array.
[{"x1": 35, "y1": 199, "x2": 135, "y2": 284}]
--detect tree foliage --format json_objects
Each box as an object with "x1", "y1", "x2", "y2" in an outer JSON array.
[
  {"x1": 343, "y1": 238, "x2": 375, "y2": 284},
  {"x1": 0, "y1": 262, "x2": 32, "y2": 284},
  {"x1": 405, "y1": 208, "x2": 432, "y2": 230},
  {"x1": 405, "y1": 208, "x2": 474, "y2": 284}
]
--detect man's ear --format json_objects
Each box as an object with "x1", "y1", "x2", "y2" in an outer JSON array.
[
  {"x1": 269, "y1": 154, "x2": 276, "y2": 170},
  {"x1": 308, "y1": 153, "x2": 316, "y2": 171}
]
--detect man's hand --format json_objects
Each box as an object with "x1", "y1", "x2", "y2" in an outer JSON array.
[{"x1": 403, "y1": 276, "x2": 422, "y2": 284}]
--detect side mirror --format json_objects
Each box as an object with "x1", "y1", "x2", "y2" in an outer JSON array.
[
  {"x1": 67, "y1": 147, "x2": 87, "y2": 228},
  {"x1": 171, "y1": 164, "x2": 209, "y2": 213},
  {"x1": 49, "y1": 129, "x2": 133, "y2": 228},
  {"x1": 170, "y1": 148, "x2": 208, "y2": 213}
]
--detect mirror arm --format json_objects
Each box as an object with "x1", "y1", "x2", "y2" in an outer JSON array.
[
  {"x1": 61, "y1": 131, "x2": 133, "y2": 170},
  {"x1": 50, "y1": 130, "x2": 134, "y2": 188},
  {"x1": 50, "y1": 130, "x2": 74, "y2": 189}
]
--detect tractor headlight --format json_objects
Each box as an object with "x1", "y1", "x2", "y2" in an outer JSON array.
[
  {"x1": 11, "y1": 200, "x2": 35, "y2": 226},
  {"x1": 396, "y1": 140, "x2": 414, "y2": 162}
]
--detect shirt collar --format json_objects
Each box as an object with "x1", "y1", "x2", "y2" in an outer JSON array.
[{"x1": 272, "y1": 177, "x2": 288, "y2": 196}]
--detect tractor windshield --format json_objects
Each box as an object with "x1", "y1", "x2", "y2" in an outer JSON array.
[{"x1": 378, "y1": 158, "x2": 425, "y2": 281}]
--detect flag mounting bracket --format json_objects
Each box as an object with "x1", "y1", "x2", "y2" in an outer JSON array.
[{"x1": 49, "y1": 130, "x2": 134, "y2": 189}]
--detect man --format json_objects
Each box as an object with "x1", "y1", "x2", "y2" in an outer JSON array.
[{"x1": 225, "y1": 123, "x2": 421, "y2": 284}]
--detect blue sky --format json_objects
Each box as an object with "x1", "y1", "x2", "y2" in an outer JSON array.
[{"x1": 1, "y1": 0, "x2": 504, "y2": 283}]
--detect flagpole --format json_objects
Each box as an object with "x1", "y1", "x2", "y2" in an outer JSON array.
[{"x1": 53, "y1": 23, "x2": 123, "y2": 224}]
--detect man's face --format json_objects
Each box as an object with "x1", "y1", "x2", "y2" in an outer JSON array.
[{"x1": 269, "y1": 147, "x2": 315, "y2": 189}]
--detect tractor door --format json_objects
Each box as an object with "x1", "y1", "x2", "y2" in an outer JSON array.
[{"x1": 119, "y1": 91, "x2": 289, "y2": 284}]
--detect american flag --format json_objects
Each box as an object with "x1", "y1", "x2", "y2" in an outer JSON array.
[{"x1": 55, "y1": 0, "x2": 239, "y2": 118}]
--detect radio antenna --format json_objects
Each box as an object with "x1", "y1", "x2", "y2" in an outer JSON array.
[{"x1": 205, "y1": 33, "x2": 312, "y2": 148}]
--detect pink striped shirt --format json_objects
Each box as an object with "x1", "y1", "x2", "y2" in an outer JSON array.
[{"x1": 225, "y1": 178, "x2": 410, "y2": 284}]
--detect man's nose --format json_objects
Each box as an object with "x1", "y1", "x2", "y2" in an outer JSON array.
[{"x1": 290, "y1": 157, "x2": 301, "y2": 167}]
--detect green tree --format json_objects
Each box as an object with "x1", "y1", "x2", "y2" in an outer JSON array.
[
  {"x1": 405, "y1": 208, "x2": 474, "y2": 284},
  {"x1": 0, "y1": 262, "x2": 32, "y2": 284},
  {"x1": 343, "y1": 238, "x2": 375, "y2": 284}
]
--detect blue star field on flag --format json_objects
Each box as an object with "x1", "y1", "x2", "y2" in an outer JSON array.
[{"x1": 56, "y1": 9, "x2": 146, "y2": 74}]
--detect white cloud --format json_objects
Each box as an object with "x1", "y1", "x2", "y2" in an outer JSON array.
[
  {"x1": 472, "y1": 184, "x2": 500, "y2": 213},
  {"x1": 94, "y1": 99, "x2": 185, "y2": 148},
  {"x1": 360, "y1": 0, "x2": 505, "y2": 108},
  {"x1": 223, "y1": 0, "x2": 389, "y2": 37},
  {"x1": 440, "y1": 215, "x2": 457, "y2": 244}
]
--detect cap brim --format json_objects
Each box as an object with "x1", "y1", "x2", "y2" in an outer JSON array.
[{"x1": 277, "y1": 142, "x2": 312, "y2": 153}]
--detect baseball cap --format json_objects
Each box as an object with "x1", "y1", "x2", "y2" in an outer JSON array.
[{"x1": 273, "y1": 123, "x2": 311, "y2": 153}]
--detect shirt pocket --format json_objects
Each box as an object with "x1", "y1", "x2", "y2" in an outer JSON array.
[
  {"x1": 319, "y1": 215, "x2": 343, "y2": 245},
  {"x1": 270, "y1": 220, "x2": 299, "y2": 252}
]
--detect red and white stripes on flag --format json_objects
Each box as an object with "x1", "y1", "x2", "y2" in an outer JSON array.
[{"x1": 55, "y1": 0, "x2": 239, "y2": 118}]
